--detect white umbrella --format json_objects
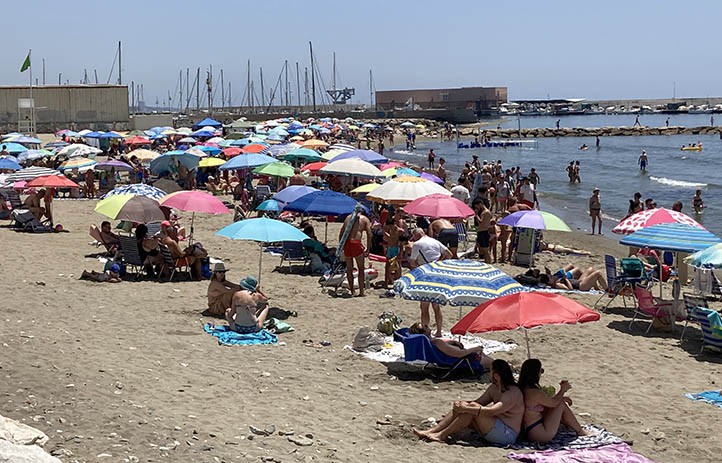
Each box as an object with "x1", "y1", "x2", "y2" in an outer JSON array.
[
  {"x1": 127, "y1": 148, "x2": 160, "y2": 163},
  {"x1": 318, "y1": 157, "x2": 382, "y2": 178},
  {"x1": 56, "y1": 143, "x2": 102, "y2": 159},
  {"x1": 367, "y1": 175, "x2": 451, "y2": 205}
]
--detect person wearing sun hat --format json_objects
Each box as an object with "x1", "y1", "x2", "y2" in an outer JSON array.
[
  {"x1": 226, "y1": 275, "x2": 270, "y2": 333},
  {"x1": 205, "y1": 261, "x2": 241, "y2": 316}
]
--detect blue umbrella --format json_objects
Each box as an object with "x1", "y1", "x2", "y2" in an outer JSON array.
[
  {"x1": 98, "y1": 132, "x2": 123, "y2": 139},
  {"x1": 101, "y1": 183, "x2": 167, "y2": 201},
  {"x1": 45, "y1": 141, "x2": 69, "y2": 149},
  {"x1": 0, "y1": 157, "x2": 22, "y2": 171},
  {"x1": 619, "y1": 223, "x2": 721, "y2": 253},
  {"x1": 220, "y1": 153, "x2": 276, "y2": 170},
  {"x1": 329, "y1": 149, "x2": 387, "y2": 164},
  {"x1": 0, "y1": 142, "x2": 28, "y2": 154},
  {"x1": 268, "y1": 144, "x2": 294, "y2": 158},
  {"x1": 191, "y1": 130, "x2": 216, "y2": 138},
  {"x1": 193, "y1": 117, "x2": 222, "y2": 130},
  {"x1": 194, "y1": 145, "x2": 222, "y2": 156},
  {"x1": 256, "y1": 199, "x2": 281, "y2": 211},
  {"x1": 273, "y1": 185, "x2": 318, "y2": 204},
  {"x1": 17, "y1": 149, "x2": 54, "y2": 163},
  {"x1": 83, "y1": 131, "x2": 104, "y2": 138},
  {"x1": 394, "y1": 259, "x2": 525, "y2": 307},
  {"x1": 215, "y1": 217, "x2": 309, "y2": 283},
  {"x1": 149, "y1": 150, "x2": 200, "y2": 174},
  {"x1": 284, "y1": 190, "x2": 358, "y2": 216},
  {"x1": 9, "y1": 136, "x2": 41, "y2": 144},
  {"x1": 684, "y1": 243, "x2": 722, "y2": 269}
]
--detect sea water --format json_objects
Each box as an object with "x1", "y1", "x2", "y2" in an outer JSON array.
[{"x1": 389, "y1": 114, "x2": 722, "y2": 236}]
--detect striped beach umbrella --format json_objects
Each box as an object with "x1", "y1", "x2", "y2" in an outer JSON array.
[
  {"x1": 59, "y1": 157, "x2": 97, "y2": 172},
  {"x1": 394, "y1": 259, "x2": 525, "y2": 307},
  {"x1": 619, "y1": 223, "x2": 721, "y2": 253},
  {"x1": 5, "y1": 166, "x2": 61, "y2": 182},
  {"x1": 101, "y1": 183, "x2": 167, "y2": 201}
]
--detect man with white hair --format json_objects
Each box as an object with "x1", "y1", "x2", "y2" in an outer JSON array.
[{"x1": 409, "y1": 228, "x2": 452, "y2": 337}]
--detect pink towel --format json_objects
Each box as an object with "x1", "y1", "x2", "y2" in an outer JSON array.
[{"x1": 508, "y1": 443, "x2": 656, "y2": 463}]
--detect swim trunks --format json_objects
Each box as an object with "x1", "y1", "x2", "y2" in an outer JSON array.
[
  {"x1": 343, "y1": 239, "x2": 365, "y2": 258},
  {"x1": 233, "y1": 325, "x2": 260, "y2": 334},
  {"x1": 476, "y1": 230, "x2": 490, "y2": 248},
  {"x1": 484, "y1": 418, "x2": 518, "y2": 446},
  {"x1": 436, "y1": 228, "x2": 459, "y2": 248},
  {"x1": 386, "y1": 245, "x2": 400, "y2": 259}
]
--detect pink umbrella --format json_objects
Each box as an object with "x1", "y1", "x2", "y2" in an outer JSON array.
[
  {"x1": 612, "y1": 207, "x2": 705, "y2": 235},
  {"x1": 159, "y1": 190, "x2": 231, "y2": 242},
  {"x1": 403, "y1": 193, "x2": 474, "y2": 219},
  {"x1": 379, "y1": 161, "x2": 405, "y2": 171},
  {"x1": 12, "y1": 180, "x2": 27, "y2": 190}
]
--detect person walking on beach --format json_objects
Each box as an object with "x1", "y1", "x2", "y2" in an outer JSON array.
[
  {"x1": 589, "y1": 188, "x2": 602, "y2": 235},
  {"x1": 474, "y1": 200, "x2": 493, "y2": 263},
  {"x1": 633, "y1": 115, "x2": 641, "y2": 127},
  {"x1": 427, "y1": 149, "x2": 436, "y2": 169},
  {"x1": 638, "y1": 150, "x2": 648, "y2": 173}
]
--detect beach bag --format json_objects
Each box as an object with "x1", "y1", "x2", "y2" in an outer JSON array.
[
  {"x1": 265, "y1": 318, "x2": 294, "y2": 334},
  {"x1": 200, "y1": 258, "x2": 211, "y2": 279},
  {"x1": 352, "y1": 326, "x2": 385, "y2": 352},
  {"x1": 377, "y1": 311, "x2": 403, "y2": 336}
]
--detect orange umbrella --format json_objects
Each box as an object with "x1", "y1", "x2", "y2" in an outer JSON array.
[
  {"x1": 301, "y1": 139, "x2": 328, "y2": 149},
  {"x1": 125, "y1": 136, "x2": 152, "y2": 146},
  {"x1": 242, "y1": 144, "x2": 269, "y2": 154},
  {"x1": 222, "y1": 147, "x2": 243, "y2": 158}
]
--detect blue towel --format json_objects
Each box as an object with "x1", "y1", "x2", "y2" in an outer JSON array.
[
  {"x1": 685, "y1": 390, "x2": 722, "y2": 408},
  {"x1": 203, "y1": 324, "x2": 277, "y2": 346},
  {"x1": 707, "y1": 310, "x2": 722, "y2": 338}
]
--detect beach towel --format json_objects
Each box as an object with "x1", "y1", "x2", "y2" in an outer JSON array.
[
  {"x1": 507, "y1": 443, "x2": 656, "y2": 463},
  {"x1": 707, "y1": 310, "x2": 722, "y2": 337},
  {"x1": 203, "y1": 323, "x2": 277, "y2": 346},
  {"x1": 510, "y1": 424, "x2": 622, "y2": 450},
  {"x1": 524, "y1": 286, "x2": 603, "y2": 295},
  {"x1": 685, "y1": 390, "x2": 722, "y2": 408}
]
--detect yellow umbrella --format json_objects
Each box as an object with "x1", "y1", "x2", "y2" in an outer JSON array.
[
  {"x1": 301, "y1": 139, "x2": 328, "y2": 149},
  {"x1": 351, "y1": 183, "x2": 380, "y2": 194},
  {"x1": 199, "y1": 157, "x2": 225, "y2": 168}
]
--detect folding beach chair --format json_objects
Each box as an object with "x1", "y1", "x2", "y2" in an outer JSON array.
[
  {"x1": 279, "y1": 241, "x2": 310, "y2": 272},
  {"x1": 10, "y1": 209, "x2": 52, "y2": 233},
  {"x1": 594, "y1": 255, "x2": 636, "y2": 311},
  {"x1": 254, "y1": 185, "x2": 272, "y2": 204},
  {"x1": 454, "y1": 222, "x2": 468, "y2": 252},
  {"x1": 0, "y1": 189, "x2": 23, "y2": 210},
  {"x1": 681, "y1": 293, "x2": 709, "y2": 341},
  {"x1": 157, "y1": 244, "x2": 190, "y2": 282},
  {"x1": 146, "y1": 222, "x2": 162, "y2": 237},
  {"x1": 630, "y1": 286, "x2": 675, "y2": 334},
  {"x1": 393, "y1": 328, "x2": 484, "y2": 380},
  {"x1": 117, "y1": 235, "x2": 146, "y2": 279},
  {"x1": 690, "y1": 307, "x2": 722, "y2": 354}
]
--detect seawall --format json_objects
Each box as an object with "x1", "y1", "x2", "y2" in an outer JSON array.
[{"x1": 474, "y1": 125, "x2": 722, "y2": 138}]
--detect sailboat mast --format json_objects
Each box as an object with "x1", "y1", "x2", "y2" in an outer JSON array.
[
  {"x1": 221, "y1": 69, "x2": 225, "y2": 111},
  {"x1": 296, "y1": 62, "x2": 301, "y2": 107},
  {"x1": 332, "y1": 52, "x2": 336, "y2": 91},
  {"x1": 309, "y1": 42, "x2": 316, "y2": 112},
  {"x1": 260, "y1": 67, "x2": 265, "y2": 107}
]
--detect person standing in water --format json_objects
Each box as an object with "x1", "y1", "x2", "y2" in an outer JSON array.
[
  {"x1": 638, "y1": 150, "x2": 648, "y2": 173},
  {"x1": 588, "y1": 188, "x2": 602, "y2": 235},
  {"x1": 693, "y1": 189, "x2": 705, "y2": 214}
]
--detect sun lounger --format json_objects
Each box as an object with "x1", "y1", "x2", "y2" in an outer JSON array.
[
  {"x1": 392, "y1": 328, "x2": 484, "y2": 379},
  {"x1": 10, "y1": 209, "x2": 52, "y2": 233},
  {"x1": 681, "y1": 293, "x2": 709, "y2": 341},
  {"x1": 279, "y1": 241, "x2": 310, "y2": 272},
  {"x1": 690, "y1": 307, "x2": 722, "y2": 353},
  {"x1": 157, "y1": 244, "x2": 190, "y2": 282}
]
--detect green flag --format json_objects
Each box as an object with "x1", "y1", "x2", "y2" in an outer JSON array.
[{"x1": 20, "y1": 52, "x2": 30, "y2": 72}]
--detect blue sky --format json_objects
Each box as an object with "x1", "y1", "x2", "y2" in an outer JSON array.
[{"x1": 4, "y1": 1, "x2": 721, "y2": 105}]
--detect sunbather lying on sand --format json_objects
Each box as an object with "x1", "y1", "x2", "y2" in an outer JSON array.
[
  {"x1": 80, "y1": 264, "x2": 122, "y2": 283},
  {"x1": 539, "y1": 264, "x2": 607, "y2": 291},
  {"x1": 539, "y1": 240, "x2": 592, "y2": 256},
  {"x1": 409, "y1": 322, "x2": 493, "y2": 370}
]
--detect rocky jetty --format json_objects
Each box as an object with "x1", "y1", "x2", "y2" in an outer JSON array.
[{"x1": 475, "y1": 125, "x2": 722, "y2": 139}]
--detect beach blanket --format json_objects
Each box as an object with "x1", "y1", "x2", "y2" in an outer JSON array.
[
  {"x1": 507, "y1": 443, "x2": 656, "y2": 463},
  {"x1": 685, "y1": 390, "x2": 722, "y2": 408},
  {"x1": 203, "y1": 323, "x2": 277, "y2": 346},
  {"x1": 524, "y1": 286, "x2": 603, "y2": 295},
  {"x1": 345, "y1": 331, "x2": 515, "y2": 364},
  {"x1": 510, "y1": 425, "x2": 622, "y2": 451}
]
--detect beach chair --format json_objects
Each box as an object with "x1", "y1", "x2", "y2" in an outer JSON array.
[
  {"x1": 234, "y1": 205, "x2": 248, "y2": 222},
  {"x1": 146, "y1": 222, "x2": 162, "y2": 237},
  {"x1": 157, "y1": 244, "x2": 190, "y2": 282},
  {"x1": 0, "y1": 189, "x2": 22, "y2": 209},
  {"x1": 10, "y1": 209, "x2": 52, "y2": 233},
  {"x1": 454, "y1": 222, "x2": 468, "y2": 252},
  {"x1": 630, "y1": 286, "x2": 675, "y2": 334},
  {"x1": 594, "y1": 255, "x2": 636, "y2": 311},
  {"x1": 279, "y1": 241, "x2": 310, "y2": 272},
  {"x1": 117, "y1": 235, "x2": 145, "y2": 278},
  {"x1": 393, "y1": 328, "x2": 484, "y2": 380},
  {"x1": 255, "y1": 185, "x2": 272, "y2": 204},
  {"x1": 690, "y1": 307, "x2": 722, "y2": 354},
  {"x1": 681, "y1": 293, "x2": 709, "y2": 341}
]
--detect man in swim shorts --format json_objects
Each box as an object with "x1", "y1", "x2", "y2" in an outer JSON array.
[
  {"x1": 474, "y1": 200, "x2": 493, "y2": 263},
  {"x1": 339, "y1": 205, "x2": 372, "y2": 296},
  {"x1": 429, "y1": 217, "x2": 459, "y2": 258}
]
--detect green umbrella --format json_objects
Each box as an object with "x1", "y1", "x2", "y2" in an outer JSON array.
[
  {"x1": 253, "y1": 161, "x2": 295, "y2": 178},
  {"x1": 282, "y1": 147, "x2": 322, "y2": 162}
]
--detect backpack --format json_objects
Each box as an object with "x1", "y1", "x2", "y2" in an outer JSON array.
[{"x1": 377, "y1": 311, "x2": 403, "y2": 336}]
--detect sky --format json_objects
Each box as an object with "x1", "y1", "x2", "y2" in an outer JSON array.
[{"x1": 4, "y1": 0, "x2": 722, "y2": 106}]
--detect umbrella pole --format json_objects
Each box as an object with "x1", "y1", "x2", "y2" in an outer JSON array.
[
  {"x1": 524, "y1": 329, "x2": 531, "y2": 359},
  {"x1": 189, "y1": 212, "x2": 195, "y2": 246},
  {"x1": 325, "y1": 220, "x2": 328, "y2": 243},
  {"x1": 258, "y1": 243, "x2": 263, "y2": 285}
]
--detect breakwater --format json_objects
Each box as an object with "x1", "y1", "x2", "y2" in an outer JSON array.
[{"x1": 473, "y1": 125, "x2": 722, "y2": 139}]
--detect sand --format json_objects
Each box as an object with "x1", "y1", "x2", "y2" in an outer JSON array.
[{"x1": 1, "y1": 198, "x2": 722, "y2": 463}]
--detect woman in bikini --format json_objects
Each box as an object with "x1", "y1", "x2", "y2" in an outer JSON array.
[
  {"x1": 518, "y1": 359, "x2": 588, "y2": 443},
  {"x1": 588, "y1": 188, "x2": 602, "y2": 235}
]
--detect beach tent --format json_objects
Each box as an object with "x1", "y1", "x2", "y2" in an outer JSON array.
[{"x1": 193, "y1": 117, "x2": 222, "y2": 130}]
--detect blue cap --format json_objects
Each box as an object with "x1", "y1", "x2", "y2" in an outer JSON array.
[{"x1": 110, "y1": 263, "x2": 121, "y2": 273}]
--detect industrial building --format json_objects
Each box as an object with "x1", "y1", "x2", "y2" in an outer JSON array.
[
  {"x1": 0, "y1": 84, "x2": 129, "y2": 133},
  {"x1": 375, "y1": 86, "x2": 507, "y2": 116}
]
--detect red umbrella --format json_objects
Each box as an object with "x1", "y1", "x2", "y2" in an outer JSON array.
[
  {"x1": 242, "y1": 144, "x2": 269, "y2": 154},
  {"x1": 300, "y1": 161, "x2": 328, "y2": 174},
  {"x1": 125, "y1": 136, "x2": 152, "y2": 146},
  {"x1": 222, "y1": 147, "x2": 243, "y2": 158},
  {"x1": 403, "y1": 193, "x2": 474, "y2": 219},
  {"x1": 612, "y1": 207, "x2": 704, "y2": 235},
  {"x1": 451, "y1": 292, "x2": 600, "y2": 358},
  {"x1": 26, "y1": 175, "x2": 79, "y2": 189}
]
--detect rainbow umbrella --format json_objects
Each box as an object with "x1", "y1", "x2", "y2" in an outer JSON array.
[
  {"x1": 58, "y1": 157, "x2": 97, "y2": 172},
  {"x1": 498, "y1": 210, "x2": 571, "y2": 232}
]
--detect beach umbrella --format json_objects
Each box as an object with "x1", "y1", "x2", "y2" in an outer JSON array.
[
  {"x1": 101, "y1": 183, "x2": 167, "y2": 201},
  {"x1": 329, "y1": 149, "x2": 387, "y2": 164},
  {"x1": 300, "y1": 161, "x2": 327, "y2": 174},
  {"x1": 612, "y1": 207, "x2": 704, "y2": 235},
  {"x1": 498, "y1": 210, "x2": 572, "y2": 232},
  {"x1": 5, "y1": 166, "x2": 62, "y2": 182},
  {"x1": 320, "y1": 148, "x2": 347, "y2": 161},
  {"x1": 159, "y1": 190, "x2": 231, "y2": 243},
  {"x1": 58, "y1": 157, "x2": 97, "y2": 172},
  {"x1": 256, "y1": 199, "x2": 282, "y2": 212},
  {"x1": 215, "y1": 217, "x2": 310, "y2": 284},
  {"x1": 152, "y1": 178, "x2": 182, "y2": 194},
  {"x1": 394, "y1": 259, "x2": 524, "y2": 307},
  {"x1": 242, "y1": 143, "x2": 271, "y2": 154},
  {"x1": 98, "y1": 131, "x2": 123, "y2": 139},
  {"x1": 191, "y1": 129, "x2": 216, "y2": 138},
  {"x1": 5, "y1": 135, "x2": 41, "y2": 145},
  {"x1": 301, "y1": 139, "x2": 328, "y2": 149},
  {"x1": 195, "y1": 145, "x2": 222, "y2": 156},
  {"x1": 273, "y1": 185, "x2": 318, "y2": 204},
  {"x1": 127, "y1": 148, "x2": 160, "y2": 162},
  {"x1": 379, "y1": 161, "x2": 406, "y2": 171},
  {"x1": 26, "y1": 174, "x2": 79, "y2": 189},
  {"x1": 221, "y1": 147, "x2": 243, "y2": 158},
  {"x1": 619, "y1": 223, "x2": 721, "y2": 253},
  {"x1": 383, "y1": 167, "x2": 419, "y2": 178},
  {"x1": 95, "y1": 194, "x2": 165, "y2": 223},
  {"x1": 56, "y1": 143, "x2": 102, "y2": 159},
  {"x1": 198, "y1": 157, "x2": 226, "y2": 168},
  {"x1": 149, "y1": 150, "x2": 200, "y2": 174},
  {"x1": 94, "y1": 160, "x2": 133, "y2": 172},
  {"x1": 350, "y1": 183, "x2": 380, "y2": 194},
  {"x1": 17, "y1": 149, "x2": 54, "y2": 163},
  {"x1": 44, "y1": 141, "x2": 69, "y2": 149},
  {"x1": 267, "y1": 143, "x2": 295, "y2": 158},
  {"x1": 684, "y1": 243, "x2": 722, "y2": 269},
  {"x1": 178, "y1": 136, "x2": 197, "y2": 144},
  {"x1": 421, "y1": 172, "x2": 444, "y2": 184},
  {"x1": 125, "y1": 136, "x2": 152, "y2": 146},
  {"x1": 220, "y1": 153, "x2": 276, "y2": 170},
  {"x1": 403, "y1": 193, "x2": 474, "y2": 219},
  {"x1": 451, "y1": 292, "x2": 600, "y2": 358},
  {"x1": 328, "y1": 143, "x2": 354, "y2": 151},
  {"x1": 284, "y1": 189, "x2": 358, "y2": 216},
  {"x1": 400, "y1": 121, "x2": 415, "y2": 128},
  {"x1": 253, "y1": 162, "x2": 294, "y2": 178},
  {"x1": 185, "y1": 148, "x2": 208, "y2": 158},
  {"x1": 193, "y1": 117, "x2": 222, "y2": 130},
  {"x1": 0, "y1": 142, "x2": 28, "y2": 155},
  {"x1": 367, "y1": 176, "x2": 451, "y2": 205},
  {"x1": 0, "y1": 157, "x2": 22, "y2": 171},
  {"x1": 282, "y1": 147, "x2": 322, "y2": 162},
  {"x1": 319, "y1": 158, "x2": 382, "y2": 178}
]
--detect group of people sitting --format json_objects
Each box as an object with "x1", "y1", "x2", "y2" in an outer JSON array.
[
  {"x1": 413, "y1": 358, "x2": 590, "y2": 446},
  {"x1": 206, "y1": 262, "x2": 270, "y2": 333}
]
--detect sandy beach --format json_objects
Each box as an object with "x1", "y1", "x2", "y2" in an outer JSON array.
[{"x1": 2, "y1": 198, "x2": 722, "y2": 463}]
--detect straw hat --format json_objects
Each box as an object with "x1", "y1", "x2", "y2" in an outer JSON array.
[{"x1": 212, "y1": 262, "x2": 229, "y2": 273}]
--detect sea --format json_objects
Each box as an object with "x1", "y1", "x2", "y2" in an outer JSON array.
[{"x1": 388, "y1": 113, "x2": 722, "y2": 236}]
